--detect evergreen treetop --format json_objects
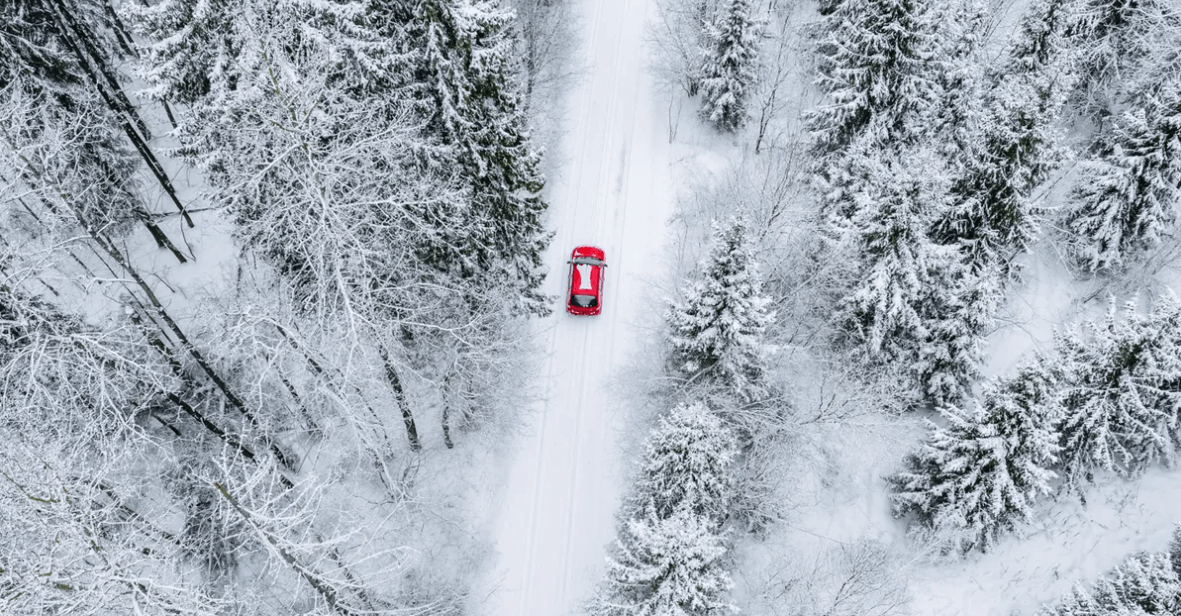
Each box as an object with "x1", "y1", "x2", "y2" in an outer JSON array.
[
  {"x1": 805, "y1": 0, "x2": 944, "y2": 156},
  {"x1": 890, "y1": 362, "x2": 1062, "y2": 554},
  {"x1": 665, "y1": 217, "x2": 774, "y2": 402},
  {"x1": 1055, "y1": 295, "x2": 1181, "y2": 488},
  {"x1": 631, "y1": 403, "x2": 737, "y2": 525},
  {"x1": 1066, "y1": 79, "x2": 1181, "y2": 272},
  {"x1": 698, "y1": 0, "x2": 761, "y2": 132}
]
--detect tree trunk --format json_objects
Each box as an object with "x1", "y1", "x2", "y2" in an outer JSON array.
[
  {"x1": 441, "y1": 374, "x2": 455, "y2": 449},
  {"x1": 379, "y1": 346, "x2": 421, "y2": 452},
  {"x1": 47, "y1": 0, "x2": 196, "y2": 228},
  {"x1": 215, "y1": 483, "x2": 359, "y2": 616}
]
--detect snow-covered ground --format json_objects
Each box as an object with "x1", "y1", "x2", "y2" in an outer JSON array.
[{"x1": 467, "y1": 0, "x2": 676, "y2": 611}]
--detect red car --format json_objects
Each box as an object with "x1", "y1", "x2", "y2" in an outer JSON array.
[{"x1": 566, "y1": 246, "x2": 606, "y2": 316}]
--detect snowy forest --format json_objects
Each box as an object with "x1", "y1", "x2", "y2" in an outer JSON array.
[{"x1": 3, "y1": 0, "x2": 1181, "y2": 614}]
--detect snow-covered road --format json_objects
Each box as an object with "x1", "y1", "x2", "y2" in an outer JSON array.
[{"x1": 470, "y1": 0, "x2": 675, "y2": 611}]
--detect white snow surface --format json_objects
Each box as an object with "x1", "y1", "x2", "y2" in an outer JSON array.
[{"x1": 468, "y1": 0, "x2": 675, "y2": 611}]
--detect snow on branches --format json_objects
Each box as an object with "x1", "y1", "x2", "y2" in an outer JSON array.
[
  {"x1": 890, "y1": 363, "x2": 1061, "y2": 554},
  {"x1": 590, "y1": 403, "x2": 738, "y2": 616},
  {"x1": 1039, "y1": 544, "x2": 1181, "y2": 616},
  {"x1": 665, "y1": 217, "x2": 775, "y2": 404},
  {"x1": 698, "y1": 0, "x2": 761, "y2": 132},
  {"x1": 891, "y1": 293, "x2": 1181, "y2": 554},
  {"x1": 1066, "y1": 79, "x2": 1181, "y2": 272}
]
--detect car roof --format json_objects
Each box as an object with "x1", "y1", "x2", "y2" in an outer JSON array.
[{"x1": 570, "y1": 258, "x2": 602, "y2": 296}]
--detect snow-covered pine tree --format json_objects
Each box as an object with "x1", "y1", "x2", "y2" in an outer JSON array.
[
  {"x1": 834, "y1": 148, "x2": 970, "y2": 401},
  {"x1": 698, "y1": 0, "x2": 760, "y2": 131},
  {"x1": 1065, "y1": 79, "x2": 1181, "y2": 272},
  {"x1": 1065, "y1": 0, "x2": 1181, "y2": 121},
  {"x1": 665, "y1": 217, "x2": 774, "y2": 402},
  {"x1": 124, "y1": 0, "x2": 391, "y2": 105},
  {"x1": 590, "y1": 404, "x2": 737, "y2": 615},
  {"x1": 889, "y1": 362, "x2": 1062, "y2": 554},
  {"x1": 1043, "y1": 551, "x2": 1181, "y2": 615},
  {"x1": 121, "y1": 0, "x2": 244, "y2": 105},
  {"x1": 924, "y1": 0, "x2": 987, "y2": 153},
  {"x1": 397, "y1": 0, "x2": 552, "y2": 316},
  {"x1": 934, "y1": 0, "x2": 1074, "y2": 274},
  {"x1": 914, "y1": 267, "x2": 1000, "y2": 406},
  {"x1": 629, "y1": 402, "x2": 737, "y2": 524},
  {"x1": 804, "y1": 0, "x2": 944, "y2": 158},
  {"x1": 592, "y1": 503, "x2": 735, "y2": 616},
  {"x1": 1054, "y1": 295, "x2": 1181, "y2": 489},
  {"x1": 1094, "y1": 552, "x2": 1181, "y2": 614}
]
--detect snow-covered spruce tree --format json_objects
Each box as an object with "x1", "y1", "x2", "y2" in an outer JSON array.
[
  {"x1": 834, "y1": 148, "x2": 987, "y2": 405},
  {"x1": 1054, "y1": 295, "x2": 1181, "y2": 490},
  {"x1": 1065, "y1": 0, "x2": 1181, "y2": 121},
  {"x1": 889, "y1": 362, "x2": 1061, "y2": 554},
  {"x1": 698, "y1": 0, "x2": 760, "y2": 132},
  {"x1": 924, "y1": 0, "x2": 988, "y2": 152},
  {"x1": 804, "y1": 0, "x2": 944, "y2": 158},
  {"x1": 590, "y1": 402, "x2": 737, "y2": 616},
  {"x1": 592, "y1": 503, "x2": 735, "y2": 616},
  {"x1": 1040, "y1": 551, "x2": 1181, "y2": 616},
  {"x1": 1065, "y1": 79, "x2": 1181, "y2": 272},
  {"x1": 629, "y1": 402, "x2": 738, "y2": 523},
  {"x1": 665, "y1": 217, "x2": 774, "y2": 403},
  {"x1": 914, "y1": 267, "x2": 1001, "y2": 407},
  {"x1": 124, "y1": 0, "x2": 392, "y2": 104},
  {"x1": 934, "y1": 0, "x2": 1074, "y2": 274},
  {"x1": 395, "y1": 0, "x2": 552, "y2": 316}
]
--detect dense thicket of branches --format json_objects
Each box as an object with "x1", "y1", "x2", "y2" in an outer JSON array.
[{"x1": 0, "y1": 0, "x2": 556, "y2": 611}]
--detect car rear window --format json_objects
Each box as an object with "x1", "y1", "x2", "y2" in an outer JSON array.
[{"x1": 571, "y1": 294, "x2": 598, "y2": 308}]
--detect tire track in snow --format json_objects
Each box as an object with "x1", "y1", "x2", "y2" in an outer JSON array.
[
  {"x1": 469, "y1": 0, "x2": 673, "y2": 608},
  {"x1": 555, "y1": 0, "x2": 633, "y2": 603},
  {"x1": 516, "y1": 0, "x2": 612, "y2": 603}
]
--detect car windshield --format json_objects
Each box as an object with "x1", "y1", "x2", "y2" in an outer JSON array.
[
  {"x1": 571, "y1": 294, "x2": 598, "y2": 308},
  {"x1": 571, "y1": 257, "x2": 604, "y2": 266}
]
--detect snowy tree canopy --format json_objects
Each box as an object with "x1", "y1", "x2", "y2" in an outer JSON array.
[
  {"x1": 630, "y1": 402, "x2": 737, "y2": 524},
  {"x1": 594, "y1": 503, "x2": 736, "y2": 616},
  {"x1": 804, "y1": 0, "x2": 944, "y2": 157},
  {"x1": 832, "y1": 147, "x2": 991, "y2": 406},
  {"x1": 934, "y1": 0, "x2": 1075, "y2": 273},
  {"x1": 1065, "y1": 0, "x2": 1181, "y2": 121},
  {"x1": 393, "y1": 0, "x2": 553, "y2": 315},
  {"x1": 592, "y1": 403, "x2": 737, "y2": 616},
  {"x1": 698, "y1": 0, "x2": 761, "y2": 131},
  {"x1": 1066, "y1": 78, "x2": 1181, "y2": 272},
  {"x1": 1054, "y1": 295, "x2": 1181, "y2": 488},
  {"x1": 1041, "y1": 550, "x2": 1181, "y2": 616},
  {"x1": 665, "y1": 217, "x2": 775, "y2": 402},
  {"x1": 890, "y1": 362, "x2": 1062, "y2": 554}
]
